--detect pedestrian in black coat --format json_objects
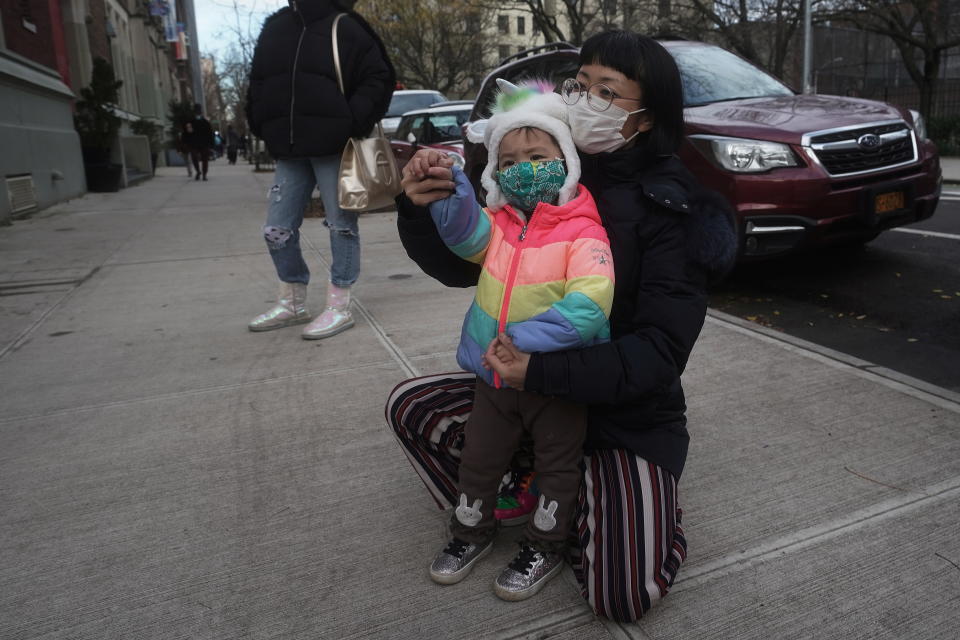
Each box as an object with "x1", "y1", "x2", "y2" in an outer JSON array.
[
  {"x1": 184, "y1": 104, "x2": 215, "y2": 181},
  {"x1": 245, "y1": 0, "x2": 395, "y2": 339},
  {"x1": 245, "y1": 0, "x2": 395, "y2": 158},
  {"x1": 385, "y1": 31, "x2": 738, "y2": 620}
]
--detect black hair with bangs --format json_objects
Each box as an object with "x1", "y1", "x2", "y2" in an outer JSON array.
[{"x1": 579, "y1": 30, "x2": 684, "y2": 157}]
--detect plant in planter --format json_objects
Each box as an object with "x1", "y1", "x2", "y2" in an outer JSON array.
[
  {"x1": 74, "y1": 58, "x2": 124, "y2": 191},
  {"x1": 131, "y1": 118, "x2": 162, "y2": 174}
]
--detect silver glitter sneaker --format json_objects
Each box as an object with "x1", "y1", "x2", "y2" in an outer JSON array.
[
  {"x1": 429, "y1": 537, "x2": 493, "y2": 585},
  {"x1": 493, "y1": 543, "x2": 564, "y2": 601}
]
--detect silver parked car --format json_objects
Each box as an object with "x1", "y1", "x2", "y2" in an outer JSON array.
[{"x1": 381, "y1": 89, "x2": 447, "y2": 136}]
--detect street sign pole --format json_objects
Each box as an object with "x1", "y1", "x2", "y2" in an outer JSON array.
[{"x1": 802, "y1": 0, "x2": 813, "y2": 94}]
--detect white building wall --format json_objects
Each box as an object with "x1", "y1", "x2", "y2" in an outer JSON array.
[{"x1": 0, "y1": 51, "x2": 85, "y2": 221}]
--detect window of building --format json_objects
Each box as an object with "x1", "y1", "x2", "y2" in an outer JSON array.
[
  {"x1": 517, "y1": 16, "x2": 525, "y2": 35},
  {"x1": 19, "y1": 0, "x2": 37, "y2": 34},
  {"x1": 498, "y1": 15, "x2": 509, "y2": 34},
  {"x1": 499, "y1": 44, "x2": 511, "y2": 61},
  {"x1": 465, "y1": 13, "x2": 480, "y2": 33}
]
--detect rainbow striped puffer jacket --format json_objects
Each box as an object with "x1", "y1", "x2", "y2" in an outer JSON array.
[{"x1": 429, "y1": 167, "x2": 615, "y2": 388}]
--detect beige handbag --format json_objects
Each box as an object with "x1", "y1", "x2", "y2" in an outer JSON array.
[{"x1": 332, "y1": 13, "x2": 401, "y2": 212}]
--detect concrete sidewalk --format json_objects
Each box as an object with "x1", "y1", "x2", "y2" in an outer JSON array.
[
  {"x1": 1, "y1": 163, "x2": 959, "y2": 640},
  {"x1": 939, "y1": 156, "x2": 960, "y2": 184}
]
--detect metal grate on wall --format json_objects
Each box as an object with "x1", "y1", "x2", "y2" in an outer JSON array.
[{"x1": 6, "y1": 175, "x2": 37, "y2": 215}]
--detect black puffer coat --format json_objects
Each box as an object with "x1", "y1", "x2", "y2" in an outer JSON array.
[
  {"x1": 246, "y1": 0, "x2": 395, "y2": 158},
  {"x1": 395, "y1": 148, "x2": 738, "y2": 479}
]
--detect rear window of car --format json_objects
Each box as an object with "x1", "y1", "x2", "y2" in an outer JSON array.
[
  {"x1": 386, "y1": 92, "x2": 447, "y2": 117},
  {"x1": 396, "y1": 110, "x2": 472, "y2": 143},
  {"x1": 669, "y1": 44, "x2": 794, "y2": 107}
]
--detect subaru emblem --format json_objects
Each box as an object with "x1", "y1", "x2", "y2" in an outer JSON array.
[{"x1": 857, "y1": 133, "x2": 881, "y2": 149}]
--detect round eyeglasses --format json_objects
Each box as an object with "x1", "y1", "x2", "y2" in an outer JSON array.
[{"x1": 561, "y1": 78, "x2": 643, "y2": 112}]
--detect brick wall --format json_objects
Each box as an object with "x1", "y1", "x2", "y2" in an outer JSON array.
[
  {"x1": 85, "y1": 0, "x2": 111, "y2": 66},
  {"x1": 1, "y1": 0, "x2": 57, "y2": 69}
]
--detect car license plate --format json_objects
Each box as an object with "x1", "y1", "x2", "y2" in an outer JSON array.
[{"x1": 875, "y1": 191, "x2": 905, "y2": 214}]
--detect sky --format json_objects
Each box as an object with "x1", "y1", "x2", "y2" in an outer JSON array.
[{"x1": 193, "y1": 0, "x2": 285, "y2": 59}]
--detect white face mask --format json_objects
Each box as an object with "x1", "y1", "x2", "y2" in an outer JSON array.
[{"x1": 568, "y1": 99, "x2": 647, "y2": 154}]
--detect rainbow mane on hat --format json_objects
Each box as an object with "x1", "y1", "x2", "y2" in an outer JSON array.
[{"x1": 491, "y1": 79, "x2": 557, "y2": 114}]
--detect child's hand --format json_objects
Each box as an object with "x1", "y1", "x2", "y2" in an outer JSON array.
[
  {"x1": 492, "y1": 337, "x2": 517, "y2": 365},
  {"x1": 480, "y1": 353, "x2": 491, "y2": 370},
  {"x1": 407, "y1": 149, "x2": 454, "y2": 179},
  {"x1": 481, "y1": 336, "x2": 514, "y2": 370},
  {"x1": 484, "y1": 333, "x2": 530, "y2": 390},
  {"x1": 402, "y1": 150, "x2": 455, "y2": 206}
]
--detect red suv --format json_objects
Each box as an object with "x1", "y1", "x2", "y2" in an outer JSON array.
[{"x1": 464, "y1": 42, "x2": 942, "y2": 259}]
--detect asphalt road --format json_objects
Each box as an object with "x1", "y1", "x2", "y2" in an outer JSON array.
[{"x1": 710, "y1": 190, "x2": 960, "y2": 393}]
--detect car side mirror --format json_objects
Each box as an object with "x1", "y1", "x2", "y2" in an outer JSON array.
[{"x1": 406, "y1": 132, "x2": 418, "y2": 147}]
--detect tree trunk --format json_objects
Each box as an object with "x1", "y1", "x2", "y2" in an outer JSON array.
[{"x1": 919, "y1": 50, "x2": 941, "y2": 121}]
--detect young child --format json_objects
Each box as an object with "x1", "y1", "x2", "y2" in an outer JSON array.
[{"x1": 427, "y1": 80, "x2": 615, "y2": 601}]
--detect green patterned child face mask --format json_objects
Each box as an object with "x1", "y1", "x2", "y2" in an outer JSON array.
[{"x1": 496, "y1": 159, "x2": 567, "y2": 213}]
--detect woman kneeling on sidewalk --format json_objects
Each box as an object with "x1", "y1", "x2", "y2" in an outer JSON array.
[{"x1": 386, "y1": 31, "x2": 737, "y2": 620}]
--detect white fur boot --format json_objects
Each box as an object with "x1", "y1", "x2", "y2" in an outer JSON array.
[
  {"x1": 248, "y1": 282, "x2": 310, "y2": 332},
  {"x1": 301, "y1": 283, "x2": 354, "y2": 339}
]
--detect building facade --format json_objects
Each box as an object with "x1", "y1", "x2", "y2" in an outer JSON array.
[
  {"x1": 0, "y1": 0, "x2": 203, "y2": 222},
  {"x1": 1, "y1": 0, "x2": 85, "y2": 221},
  {"x1": 473, "y1": 0, "x2": 668, "y2": 96}
]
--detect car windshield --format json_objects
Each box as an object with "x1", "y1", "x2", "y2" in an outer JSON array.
[
  {"x1": 386, "y1": 92, "x2": 446, "y2": 117},
  {"x1": 669, "y1": 44, "x2": 794, "y2": 107},
  {"x1": 396, "y1": 110, "x2": 472, "y2": 143}
]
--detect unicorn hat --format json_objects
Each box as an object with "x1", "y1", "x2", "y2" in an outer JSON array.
[{"x1": 465, "y1": 79, "x2": 580, "y2": 210}]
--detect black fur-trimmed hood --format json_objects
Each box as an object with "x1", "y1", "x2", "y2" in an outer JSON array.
[
  {"x1": 681, "y1": 186, "x2": 738, "y2": 284},
  {"x1": 638, "y1": 157, "x2": 738, "y2": 284}
]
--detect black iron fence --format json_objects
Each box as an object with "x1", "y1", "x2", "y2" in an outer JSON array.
[
  {"x1": 251, "y1": 138, "x2": 276, "y2": 172},
  {"x1": 815, "y1": 74, "x2": 960, "y2": 118}
]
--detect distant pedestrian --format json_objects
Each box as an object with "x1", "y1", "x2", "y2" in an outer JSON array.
[
  {"x1": 245, "y1": 0, "x2": 395, "y2": 338},
  {"x1": 184, "y1": 104, "x2": 214, "y2": 181},
  {"x1": 177, "y1": 123, "x2": 193, "y2": 177},
  {"x1": 226, "y1": 125, "x2": 240, "y2": 164}
]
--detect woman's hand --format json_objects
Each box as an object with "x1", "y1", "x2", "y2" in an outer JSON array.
[
  {"x1": 484, "y1": 333, "x2": 530, "y2": 390},
  {"x1": 401, "y1": 149, "x2": 456, "y2": 207}
]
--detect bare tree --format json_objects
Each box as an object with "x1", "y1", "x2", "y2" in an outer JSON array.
[
  {"x1": 209, "y1": 0, "x2": 266, "y2": 132},
  {"x1": 512, "y1": 0, "x2": 601, "y2": 45},
  {"x1": 667, "y1": 0, "x2": 812, "y2": 78},
  {"x1": 356, "y1": 0, "x2": 496, "y2": 96},
  {"x1": 218, "y1": 45, "x2": 252, "y2": 134},
  {"x1": 825, "y1": 0, "x2": 960, "y2": 120},
  {"x1": 202, "y1": 55, "x2": 226, "y2": 127}
]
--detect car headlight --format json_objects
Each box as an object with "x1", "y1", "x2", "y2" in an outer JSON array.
[
  {"x1": 909, "y1": 109, "x2": 928, "y2": 141},
  {"x1": 693, "y1": 135, "x2": 799, "y2": 173},
  {"x1": 445, "y1": 151, "x2": 465, "y2": 168}
]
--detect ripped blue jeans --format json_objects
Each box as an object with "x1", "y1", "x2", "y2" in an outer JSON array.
[{"x1": 263, "y1": 155, "x2": 360, "y2": 287}]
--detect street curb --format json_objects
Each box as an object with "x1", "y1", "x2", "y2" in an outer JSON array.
[{"x1": 706, "y1": 309, "x2": 960, "y2": 411}]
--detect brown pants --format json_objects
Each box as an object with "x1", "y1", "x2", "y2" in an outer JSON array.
[{"x1": 451, "y1": 380, "x2": 586, "y2": 548}]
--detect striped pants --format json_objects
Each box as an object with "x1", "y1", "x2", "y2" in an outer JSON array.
[{"x1": 385, "y1": 372, "x2": 688, "y2": 622}]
